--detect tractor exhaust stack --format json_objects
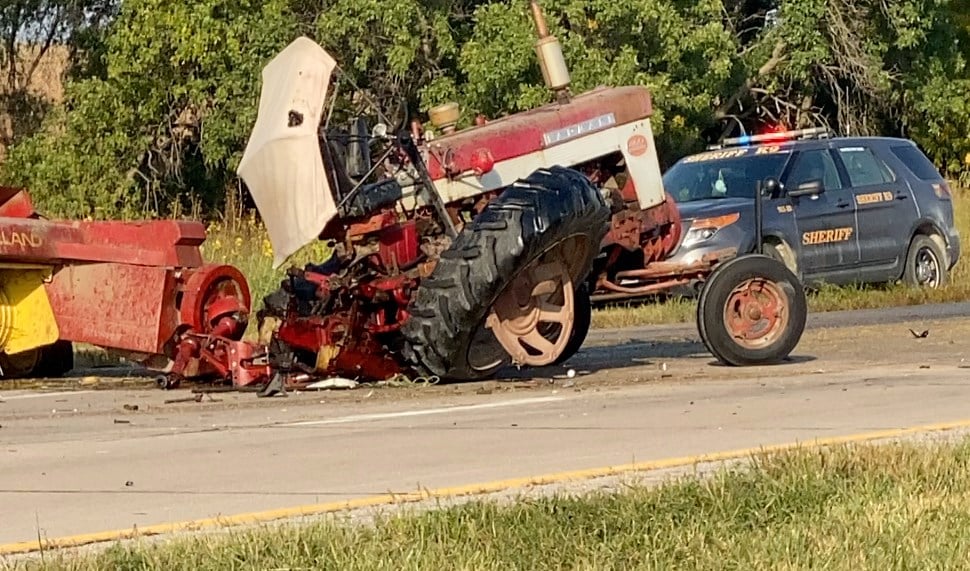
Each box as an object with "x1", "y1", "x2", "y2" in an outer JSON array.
[{"x1": 529, "y1": 1, "x2": 571, "y2": 104}]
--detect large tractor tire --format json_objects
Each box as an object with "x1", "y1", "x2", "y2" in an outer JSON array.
[
  {"x1": 697, "y1": 254, "x2": 806, "y2": 367},
  {"x1": 553, "y1": 282, "x2": 592, "y2": 366},
  {"x1": 402, "y1": 166, "x2": 611, "y2": 380}
]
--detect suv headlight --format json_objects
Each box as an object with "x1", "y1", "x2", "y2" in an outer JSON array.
[{"x1": 682, "y1": 212, "x2": 740, "y2": 247}]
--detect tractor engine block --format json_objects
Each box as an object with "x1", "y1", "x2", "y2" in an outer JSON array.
[{"x1": 258, "y1": 209, "x2": 430, "y2": 383}]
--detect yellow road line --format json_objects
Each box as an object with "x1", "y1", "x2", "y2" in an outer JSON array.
[{"x1": 4, "y1": 417, "x2": 970, "y2": 556}]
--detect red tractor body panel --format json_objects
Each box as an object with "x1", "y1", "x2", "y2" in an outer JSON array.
[{"x1": 426, "y1": 86, "x2": 654, "y2": 180}]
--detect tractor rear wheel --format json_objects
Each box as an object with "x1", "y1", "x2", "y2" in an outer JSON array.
[
  {"x1": 553, "y1": 282, "x2": 591, "y2": 366},
  {"x1": 402, "y1": 166, "x2": 611, "y2": 381},
  {"x1": 697, "y1": 254, "x2": 806, "y2": 366}
]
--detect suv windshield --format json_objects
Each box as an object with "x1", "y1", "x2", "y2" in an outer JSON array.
[{"x1": 663, "y1": 151, "x2": 791, "y2": 203}]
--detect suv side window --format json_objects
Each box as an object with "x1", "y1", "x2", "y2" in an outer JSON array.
[
  {"x1": 890, "y1": 145, "x2": 941, "y2": 181},
  {"x1": 786, "y1": 149, "x2": 843, "y2": 191},
  {"x1": 838, "y1": 146, "x2": 896, "y2": 186}
]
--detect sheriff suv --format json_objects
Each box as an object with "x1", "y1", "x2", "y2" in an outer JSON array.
[{"x1": 662, "y1": 128, "x2": 960, "y2": 291}]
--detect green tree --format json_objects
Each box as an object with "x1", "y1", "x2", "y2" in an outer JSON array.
[
  {"x1": 445, "y1": 0, "x2": 744, "y2": 166},
  {"x1": 6, "y1": 0, "x2": 970, "y2": 221},
  {"x1": 718, "y1": 0, "x2": 969, "y2": 179},
  {"x1": 0, "y1": 0, "x2": 115, "y2": 152},
  {"x1": 3, "y1": 0, "x2": 297, "y2": 219},
  {"x1": 299, "y1": 0, "x2": 481, "y2": 131}
]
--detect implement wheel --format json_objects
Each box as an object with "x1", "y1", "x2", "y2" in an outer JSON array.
[
  {"x1": 697, "y1": 254, "x2": 806, "y2": 366},
  {"x1": 0, "y1": 340, "x2": 74, "y2": 379},
  {"x1": 0, "y1": 348, "x2": 41, "y2": 379},
  {"x1": 402, "y1": 166, "x2": 611, "y2": 380}
]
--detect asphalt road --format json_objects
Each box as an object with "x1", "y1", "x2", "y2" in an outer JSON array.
[
  {"x1": 2, "y1": 302, "x2": 970, "y2": 548},
  {"x1": 584, "y1": 300, "x2": 970, "y2": 345}
]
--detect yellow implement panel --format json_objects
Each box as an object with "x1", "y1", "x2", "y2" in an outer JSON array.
[{"x1": 0, "y1": 268, "x2": 59, "y2": 355}]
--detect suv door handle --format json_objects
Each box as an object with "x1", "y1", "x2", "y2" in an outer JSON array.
[
  {"x1": 836, "y1": 200, "x2": 851, "y2": 209},
  {"x1": 895, "y1": 193, "x2": 908, "y2": 200}
]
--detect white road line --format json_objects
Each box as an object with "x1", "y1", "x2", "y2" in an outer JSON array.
[
  {"x1": 280, "y1": 396, "x2": 566, "y2": 427},
  {"x1": 0, "y1": 390, "x2": 95, "y2": 401}
]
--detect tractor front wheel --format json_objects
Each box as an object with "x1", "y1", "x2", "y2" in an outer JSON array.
[
  {"x1": 402, "y1": 166, "x2": 611, "y2": 381},
  {"x1": 697, "y1": 255, "x2": 806, "y2": 366}
]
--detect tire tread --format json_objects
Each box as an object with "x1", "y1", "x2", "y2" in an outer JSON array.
[{"x1": 402, "y1": 166, "x2": 610, "y2": 380}]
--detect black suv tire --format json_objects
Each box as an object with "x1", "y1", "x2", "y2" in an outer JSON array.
[{"x1": 902, "y1": 234, "x2": 949, "y2": 289}]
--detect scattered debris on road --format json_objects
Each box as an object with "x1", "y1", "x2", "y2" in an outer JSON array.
[
  {"x1": 164, "y1": 394, "x2": 204, "y2": 405},
  {"x1": 304, "y1": 377, "x2": 358, "y2": 390}
]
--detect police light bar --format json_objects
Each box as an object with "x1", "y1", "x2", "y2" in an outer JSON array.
[{"x1": 708, "y1": 127, "x2": 834, "y2": 150}]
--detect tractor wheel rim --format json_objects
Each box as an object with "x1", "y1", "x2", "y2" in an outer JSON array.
[
  {"x1": 915, "y1": 247, "x2": 940, "y2": 287},
  {"x1": 722, "y1": 277, "x2": 789, "y2": 350},
  {"x1": 487, "y1": 242, "x2": 576, "y2": 367}
]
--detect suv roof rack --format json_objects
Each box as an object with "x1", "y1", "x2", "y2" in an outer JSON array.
[{"x1": 707, "y1": 126, "x2": 834, "y2": 150}]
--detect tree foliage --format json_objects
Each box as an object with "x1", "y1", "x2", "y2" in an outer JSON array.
[
  {"x1": 2, "y1": 0, "x2": 969, "y2": 219},
  {"x1": 446, "y1": 0, "x2": 744, "y2": 164},
  {"x1": 730, "y1": 0, "x2": 970, "y2": 180},
  {"x1": 0, "y1": 0, "x2": 115, "y2": 153},
  {"x1": 3, "y1": 0, "x2": 297, "y2": 218}
]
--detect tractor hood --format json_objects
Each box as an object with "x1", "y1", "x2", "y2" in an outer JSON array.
[{"x1": 236, "y1": 37, "x2": 338, "y2": 269}]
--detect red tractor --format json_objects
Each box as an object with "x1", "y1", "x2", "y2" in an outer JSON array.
[
  {"x1": 229, "y1": 1, "x2": 808, "y2": 388},
  {"x1": 0, "y1": 1, "x2": 803, "y2": 387}
]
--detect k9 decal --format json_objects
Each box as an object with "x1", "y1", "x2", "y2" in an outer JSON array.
[{"x1": 755, "y1": 145, "x2": 783, "y2": 155}]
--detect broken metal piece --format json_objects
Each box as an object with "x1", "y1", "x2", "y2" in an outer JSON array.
[{"x1": 257, "y1": 372, "x2": 287, "y2": 398}]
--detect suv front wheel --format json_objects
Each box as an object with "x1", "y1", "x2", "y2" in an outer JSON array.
[{"x1": 903, "y1": 234, "x2": 949, "y2": 289}]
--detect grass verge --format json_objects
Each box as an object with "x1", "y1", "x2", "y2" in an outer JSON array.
[
  {"x1": 203, "y1": 185, "x2": 970, "y2": 331},
  {"x1": 11, "y1": 436, "x2": 970, "y2": 570}
]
